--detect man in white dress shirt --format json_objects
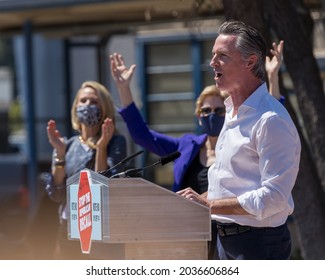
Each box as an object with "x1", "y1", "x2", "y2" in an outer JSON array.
[{"x1": 178, "y1": 21, "x2": 301, "y2": 260}]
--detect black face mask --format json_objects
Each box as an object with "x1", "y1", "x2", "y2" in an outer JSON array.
[{"x1": 200, "y1": 113, "x2": 225, "y2": 136}]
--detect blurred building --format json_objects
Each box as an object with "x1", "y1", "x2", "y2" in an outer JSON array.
[{"x1": 0, "y1": 0, "x2": 324, "y2": 210}]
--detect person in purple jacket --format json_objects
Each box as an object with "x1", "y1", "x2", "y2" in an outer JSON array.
[{"x1": 109, "y1": 41, "x2": 283, "y2": 259}]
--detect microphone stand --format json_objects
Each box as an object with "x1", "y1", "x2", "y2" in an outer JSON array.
[
  {"x1": 99, "y1": 150, "x2": 144, "y2": 177},
  {"x1": 110, "y1": 151, "x2": 181, "y2": 178}
]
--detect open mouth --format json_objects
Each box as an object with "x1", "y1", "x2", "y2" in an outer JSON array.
[{"x1": 215, "y1": 72, "x2": 222, "y2": 79}]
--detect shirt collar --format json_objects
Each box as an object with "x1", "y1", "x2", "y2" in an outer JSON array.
[
  {"x1": 242, "y1": 82, "x2": 268, "y2": 110},
  {"x1": 224, "y1": 82, "x2": 268, "y2": 113}
]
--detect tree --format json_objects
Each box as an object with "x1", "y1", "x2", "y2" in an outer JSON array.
[{"x1": 222, "y1": 0, "x2": 325, "y2": 259}]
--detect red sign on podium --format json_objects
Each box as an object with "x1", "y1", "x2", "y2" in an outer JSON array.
[{"x1": 78, "y1": 170, "x2": 93, "y2": 254}]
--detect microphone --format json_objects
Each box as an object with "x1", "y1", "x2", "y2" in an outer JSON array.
[
  {"x1": 99, "y1": 150, "x2": 144, "y2": 177},
  {"x1": 159, "y1": 151, "x2": 181, "y2": 166},
  {"x1": 110, "y1": 151, "x2": 181, "y2": 178},
  {"x1": 109, "y1": 167, "x2": 143, "y2": 178}
]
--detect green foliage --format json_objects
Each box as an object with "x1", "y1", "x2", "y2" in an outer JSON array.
[{"x1": 8, "y1": 98, "x2": 23, "y2": 132}]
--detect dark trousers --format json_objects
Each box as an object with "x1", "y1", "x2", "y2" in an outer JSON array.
[
  {"x1": 217, "y1": 223, "x2": 291, "y2": 260},
  {"x1": 208, "y1": 220, "x2": 219, "y2": 259}
]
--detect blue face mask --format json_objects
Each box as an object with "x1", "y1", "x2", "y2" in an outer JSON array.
[
  {"x1": 76, "y1": 104, "x2": 102, "y2": 127},
  {"x1": 200, "y1": 113, "x2": 225, "y2": 137}
]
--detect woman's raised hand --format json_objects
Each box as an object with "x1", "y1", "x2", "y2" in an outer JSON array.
[{"x1": 110, "y1": 53, "x2": 136, "y2": 86}]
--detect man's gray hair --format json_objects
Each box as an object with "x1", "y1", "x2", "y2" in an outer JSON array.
[{"x1": 218, "y1": 21, "x2": 266, "y2": 81}]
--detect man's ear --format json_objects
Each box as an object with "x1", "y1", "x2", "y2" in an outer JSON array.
[{"x1": 246, "y1": 54, "x2": 258, "y2": 70}]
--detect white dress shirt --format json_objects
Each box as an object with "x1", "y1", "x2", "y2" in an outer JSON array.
[{"x1": 208, "y1": 83, "x2": 301, "y2": 227}]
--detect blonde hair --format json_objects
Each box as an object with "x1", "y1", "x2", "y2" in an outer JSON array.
[
  {"x1": 71, "y1": 81, "x2": 116, "y2": 147},
  {"x1": 195, "y1": 85, "x2": 228, "y2": 116}
]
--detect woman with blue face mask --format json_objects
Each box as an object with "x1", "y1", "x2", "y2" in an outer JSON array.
[
  {"x1": 110, "y1": 42, "x2": 283, "y2": 259},
  {"x1": 45, "y1": 81, "x2": 127, "y2": 259}
]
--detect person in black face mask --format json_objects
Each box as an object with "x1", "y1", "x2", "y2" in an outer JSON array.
[{"x1": 110, "y1": 42, "x2": 283, "y2": 259}]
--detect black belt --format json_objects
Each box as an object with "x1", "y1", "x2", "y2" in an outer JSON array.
[{"x1": 216, "y1": 222, "x2": 254, "y2": 237}]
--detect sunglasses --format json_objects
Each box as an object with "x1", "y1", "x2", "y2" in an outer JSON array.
[{"x1": 199, "y1": 106, "x2": 225, "y2": 116}]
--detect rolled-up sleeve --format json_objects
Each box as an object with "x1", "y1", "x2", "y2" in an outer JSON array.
[{"x1": 237, "y1": 115, "x2": 301, "y2": 220}]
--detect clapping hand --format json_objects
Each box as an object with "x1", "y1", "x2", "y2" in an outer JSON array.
[
  {"x1": 47, "y1": 119, "x2": 66, "y2": 157},
  {"x1": 96, "y1": 117, "x2": 114, "y2": 150}
]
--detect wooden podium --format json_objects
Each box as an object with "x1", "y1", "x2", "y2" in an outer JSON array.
[{"x1": 66, "y1": 169, "x2": 211, "y2": 260}]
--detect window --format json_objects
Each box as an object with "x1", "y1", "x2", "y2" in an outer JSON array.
[{"x1": 136, "y1": 34, "x2": 215, "y2": 189}]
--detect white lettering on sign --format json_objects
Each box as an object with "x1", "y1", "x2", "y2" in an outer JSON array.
[
  {"x1": 79, "y1": 192, "x2": 91, "y2": 207},
  {"x1": 79, "y1": 203, "x2": 91, "y2": 216},
  {"x1": 79, "y1": 191, "x2": 92, "y2": 232},
  {"x1": 79, "y1": 213, "x2": 92, "y2": 231}
]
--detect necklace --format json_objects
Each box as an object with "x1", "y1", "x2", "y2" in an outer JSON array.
[
  {"x1": 79, "y1": 135, "x2": 87, "y2": 144},
  {"x1": 79, "y1": 135, "x2": 96, "y2": 149}
]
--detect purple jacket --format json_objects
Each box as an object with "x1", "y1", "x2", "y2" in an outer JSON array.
[{"x1": 118, "y1": 102, "x2": 207, "y2": 192}]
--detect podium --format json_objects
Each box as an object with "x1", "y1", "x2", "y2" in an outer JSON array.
[{"x1": 66, "y1": 169, "x2": 211, "y2": 259}]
